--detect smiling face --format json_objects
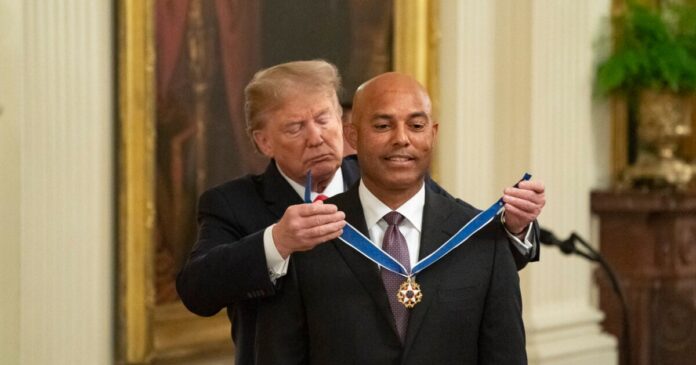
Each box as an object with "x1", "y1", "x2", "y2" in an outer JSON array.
[
  {"x1": 348, "y1": 73, "x2": 438, "y2": 206},
  {"x1": 253, "y1": 88, "x2": 343, "y2": 189}
]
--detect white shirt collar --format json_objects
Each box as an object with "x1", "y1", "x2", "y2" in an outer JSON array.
[
  {"x1": 276, "y1": 162, "x2": 345, "y2": 200},
  {"x1": 358, "y1": 179, "x2": 425, "y2": 232}
]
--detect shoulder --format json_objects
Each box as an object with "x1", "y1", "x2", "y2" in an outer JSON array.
[
  {"x1": 424, "y1": 177, "x2": 482, "y2": 215},
  {"x1": 340, "y1": 155, "x2": 360, "y2": 185},
  {"x1": 325, "y1": 183, "x2": 361, "y2": 213},
  {"x1": 203, "y1": 174, "x2": 258, "y2": 199},
  {"x1": 427, "y1": 185, "x2": 480, "y2": 218},
  {"x1": 198, "y1": 172, "x2": 267, "y2": 214}
]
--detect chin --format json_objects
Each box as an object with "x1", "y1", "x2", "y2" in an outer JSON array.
[{"x1": 310, "y1": 159, "x2": 340, "y2": 177}]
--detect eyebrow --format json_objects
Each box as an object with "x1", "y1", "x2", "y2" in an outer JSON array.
[
  {"x1": 283, "y1": 108, "x2": 333, "y2": 125},
  {"x1": 371, "y1": 111, "x2": 429, "y2": 121},
  {"x1": 313, "y1": 108, "x2": 332, "y2": 119},
  {"x1": 408, "y1": 112, "x2": 429, "y2": 120}
]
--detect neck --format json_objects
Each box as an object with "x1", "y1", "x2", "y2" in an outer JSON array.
[
  {"x1": 362, "y1": 179, "x2": 424, "y2": 210},
  {"x1": 313, "y1": 174, "x2": 333, "y2": 193},
  {"x1": 276, "y1": 161, "x2": 336, "y2": 193}
]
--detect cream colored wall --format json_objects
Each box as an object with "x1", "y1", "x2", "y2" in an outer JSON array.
[
  {"x1": 0, "y1": 0, "x2": 618, "y2": 363},
  {"x1": 0, "y1": 1, "x2": 114, "y2": 364},
  {"x1": 0, "y1": 1, "x2": 23, "y2": 363},
  {"x1": 438, "y1": 0, "x2": 615, "y2": 364}
]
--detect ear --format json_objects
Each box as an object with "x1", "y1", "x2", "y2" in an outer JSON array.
[
  {"x1": 253, "y1": 129, "x2": 274, "y2": 158},
  {"x1": 344, "y1": 122, "x2": 358, "y2": 150}
]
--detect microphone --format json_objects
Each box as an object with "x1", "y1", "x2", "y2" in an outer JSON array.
[
  {"x1": 539, "y1": 228, "x2": 587, "y2": 257},
  {"x1": 539, "y1": 228, "x2": 562, "y2": 246},
  {"x1": 540, "y1": 227, "x2": 632, "y2": 364}
]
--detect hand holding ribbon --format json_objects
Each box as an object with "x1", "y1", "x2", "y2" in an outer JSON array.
[
  {"x1": 501, "y1": 179, "x2": 545, "y2": 235},
  {"x1": 271, "y1": 171, "x2": 345, "y2": 259},
  {"x1": 304, "y1": 172, "x2": 532, "y2": 308}
]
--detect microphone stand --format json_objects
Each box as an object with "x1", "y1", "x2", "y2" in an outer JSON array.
[{"x1": 541, "y1": 230, "x2": 631, "y2": 365}]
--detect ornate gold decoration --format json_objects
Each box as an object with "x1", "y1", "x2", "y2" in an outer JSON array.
[
  {"x1": 118, "y1": 0, "x2": 230, "y2": 363},
  {"x1": 118, "y1": 0, "x2": 155, "y2": 362},
  {"x1": 621, "y1": 89, "x2": 694, "y2": 189},
  {"x1": 393, "y1": 0, "x2": 441, "y2": 181},
  {"x1": 397, "y1": 277, "x2": 423, "y2": 308},
  {"x1": 118, "y1": 1, "x2": 438, "y2": 362}
]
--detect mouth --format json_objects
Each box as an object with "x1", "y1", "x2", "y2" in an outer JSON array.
[
  {"x1": 306, "y1": 153, "x2": 334, "y2": 165},
  {"x1": 383, "y1": 154, "x2": 416, "y2": 164}
]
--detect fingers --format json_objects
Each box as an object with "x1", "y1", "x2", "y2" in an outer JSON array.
[
  {"x1": 273, "y1": 202, "x2": 347, "y2": 255},
  {"x1": 503, "y1": 203, "x2": 537, "y2": 224},
  {"x1": 299, "y1": 219, "x2": 346, "y2": 240},
  {"x1": 504, "y1": 181, "x2": 545, "y2": 207},
  {"x1": 502, "y1": 180, "x2": 546, "y2": 229},
  {"x1": 502, "y1": 194, "x2": 542, "y2": 214},
  {"x1": 287, "y1": 204, "x2": 345, "y2": 230},
  {"x1": 297, "y1": 200, "x2": 339, "y2": 216},
  {"x1": 517, "y1": 180, "x2": 545, "y2": 193}
]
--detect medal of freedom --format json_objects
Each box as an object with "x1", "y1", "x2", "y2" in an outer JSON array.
[
  {"x1": 397, "y1": 277, "x2": 422, "y2": 308},
  {"x1": 305, "y1": 170, "x2": 533, "y2": 311}
]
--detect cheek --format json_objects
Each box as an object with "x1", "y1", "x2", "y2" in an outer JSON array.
[
  {"x1": 324, "y1": 125, "x2": 344, "y2": 144},
  {"x1": 415, "y1": 136, "x2": 434, "y2": 152},
  {"x1": 276, "y1": 138, "x2": 305, "y2": 156}
]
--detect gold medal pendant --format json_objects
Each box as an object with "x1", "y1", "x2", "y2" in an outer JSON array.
[{"x1": 397, "y1": 277, "x2": 422, "y2": 308}]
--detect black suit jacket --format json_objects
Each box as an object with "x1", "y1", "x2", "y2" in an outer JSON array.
[
  {"x1": 255, "y1": 184, "x2": 527, "y2": 364},
  {"x1": 177, "y1": 156, "x2": 535, "y2": 364},
  {"x1": 176, "y1": 158, "x2": 361, "y2": 365}
]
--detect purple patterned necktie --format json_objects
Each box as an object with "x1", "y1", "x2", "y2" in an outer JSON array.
[{"x1": 381, "y1": 211, "x2": 411, "y2": 342}]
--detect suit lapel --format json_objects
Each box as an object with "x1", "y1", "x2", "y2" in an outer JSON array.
[
  {"x1": 261, "y1": 161, "x2": 304, "y2": 219},
  {"x1": 340, "y1": 155, "x2": 361, "y2": 189},
  {"x1": 331, "y1": 185, "x2": 399, "y2": 336},
  {"x1": 263, "y1": 157, "x2": 359, "y2": 219},
  {"x1": 402, "y1": 189, "x2": 464, "y2": 354}
]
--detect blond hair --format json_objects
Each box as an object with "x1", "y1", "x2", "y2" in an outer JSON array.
[{"x1": 244, "y1": 60, "x2": 342, "y2": 148}]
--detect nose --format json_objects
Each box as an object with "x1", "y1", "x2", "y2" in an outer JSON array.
[
  {"x1": 392, "y1": 123, "x2": 409, "y2": 146},
  {"x1": 306, "y1": 121, "x2": 323, "y2": 147}
]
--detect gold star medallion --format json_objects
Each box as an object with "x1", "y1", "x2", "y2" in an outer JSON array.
[{"x1": 397, "y1": 277, "x2": 423, "y2": 308}]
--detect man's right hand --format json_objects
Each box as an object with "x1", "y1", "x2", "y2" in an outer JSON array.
[{"x1": 272, "y1": 201, "x2": 346, "y2": 259}]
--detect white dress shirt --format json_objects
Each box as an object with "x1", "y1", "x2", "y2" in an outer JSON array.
[
  {"x1": 359, "y1": 180, "x2": 424, "y2": 268},
  {"x1": 262, "y1": 167, "x2": 533, "y2": 280}
]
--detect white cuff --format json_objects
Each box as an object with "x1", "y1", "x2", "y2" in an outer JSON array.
[
  {"x1": 500, "y1": 215, "x2": 534, "y2": 257},
  {"x1": 263, "y1": 224, "x2": 290, "y2": 281}
]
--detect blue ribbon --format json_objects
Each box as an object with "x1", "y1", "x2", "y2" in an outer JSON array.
[
  {"x1": 304, "y1": 171, "x2": 313, "y2": 203},
  {"x1": 305, "y1": 172, "x2": 532, "y2": 278}
]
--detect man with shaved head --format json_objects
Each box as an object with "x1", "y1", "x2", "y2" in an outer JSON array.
[{"x1": 255, "y1": 72, "x2": 533, "y2": 364}]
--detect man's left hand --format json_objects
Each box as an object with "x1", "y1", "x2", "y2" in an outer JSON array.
[{"x1": 502, "y1": 180, "x2": 545, "y2": 235}]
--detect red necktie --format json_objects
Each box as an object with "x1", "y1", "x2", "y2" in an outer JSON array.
[
  {"x1": 381, "y1": 211, "x2": 410, "y2": 342},
  {"x1": 313, "y1": 194, "x2": 328, "y2": 202}
]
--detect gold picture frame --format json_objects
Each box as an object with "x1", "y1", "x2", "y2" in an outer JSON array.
[{"x1": 117, "y1": 0, "x2": 439, "y2": 363}]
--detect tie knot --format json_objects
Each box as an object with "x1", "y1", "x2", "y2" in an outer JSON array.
[
  {"x1": 313, "y1": 194, "x2": 328, "y2": 202},
  {"x1": 383, "y1": 211, "x2": 405, "y2": 226}
]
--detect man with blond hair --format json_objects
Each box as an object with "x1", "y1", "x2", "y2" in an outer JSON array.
[
  {"x1": 255, "y1": 72, "x2": 536, "y2": 364},
  {"x1": 177, "y1": 60, "x2": 543, "y2": 364}
]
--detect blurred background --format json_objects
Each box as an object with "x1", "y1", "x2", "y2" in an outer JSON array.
[{"x1": 2, "y1": 0, "x2": 696, "y2": 364}]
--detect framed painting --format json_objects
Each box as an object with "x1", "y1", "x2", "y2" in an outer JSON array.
[{"x1": 117, "y1": 0, "x2": 439, "y2": 363}]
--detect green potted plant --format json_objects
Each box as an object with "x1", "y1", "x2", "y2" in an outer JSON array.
[{"x1": 596, "y1": 0, "x2": 696, "y2": 188}]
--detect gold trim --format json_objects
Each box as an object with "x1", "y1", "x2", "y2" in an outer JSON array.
[
  {"x1": 611, "y1": 96, "x2": 629, "y2": 182},
  {"x1": 393, "y1": 0, "x2": 439, "y2": 103},
  {"x1": 153, "y1": 303, "x2": 231, "y2": 361},
  {"x1": 117, "y1": 2, "x2": 439, "y2": 362},
  {"x1": 393, "y1": 0, "x2": 441, "y2": 180},
  {"x1": 118, "y1": 0, "x2": 155, "y2": 362}
]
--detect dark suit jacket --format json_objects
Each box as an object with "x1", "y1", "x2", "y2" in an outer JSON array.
[
  {"x1": 176, "y1": 158, "x2": 361, "y2": 365},
  {"x1": 255, "y1": 184, "x2": 527, "y2": 365},
  {"x1": 177, "y1": 155, "x2": 535, "y2": 364}
]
